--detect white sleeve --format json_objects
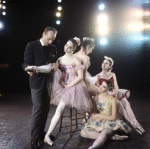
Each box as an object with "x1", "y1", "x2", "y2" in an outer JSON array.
[{"x1": 36, "y1": 63, "x2": 53, "y2": 73}]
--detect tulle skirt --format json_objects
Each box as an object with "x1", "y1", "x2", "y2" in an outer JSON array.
[
  {"x1": 85, "y1": 117, "x2": 131, "y2": 133},
  {"x1": 49, "y1": 69, "x2": 93, "y2": 112}
]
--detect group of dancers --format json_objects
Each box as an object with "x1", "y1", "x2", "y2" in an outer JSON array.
[{"x1": 23, "y1": 27, "x2": 145, "y2": 149}]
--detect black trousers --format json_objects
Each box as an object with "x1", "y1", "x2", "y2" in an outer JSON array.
[{"x1": 31, "y1": 86, "x2": 50, "y2": 140}]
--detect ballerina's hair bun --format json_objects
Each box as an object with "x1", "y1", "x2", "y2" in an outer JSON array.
[
  {"x1": 82, "y1": 37, "x2": 95, "y2": 49},
  {"x1": 104, "y1": 56, "x2": 114, "y2": 66},
  {"x1": 83, "y1": 37, "x2": 95, "y2": 42},
  {"x1": 103, "y1": 80, "x2": 114, "y2": 91},
  {"x1": 74, "y1": 37, "x2": 81, "y2": 46}
]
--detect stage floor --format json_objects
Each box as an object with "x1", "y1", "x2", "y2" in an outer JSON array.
[{"x1": 0, "y1": 92, "x2": 149, "y2": 149}]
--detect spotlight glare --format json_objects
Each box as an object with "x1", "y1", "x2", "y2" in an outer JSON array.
[
  {"x1": 98, "y1": 14, "x2": 107, "y2": 24},
  {"x1": 100, "y1": 38, "x2": 107, "y2": 45},
  {"x1": 56, "y1": 20, "x2": 61, "y2": 25},
  {"x1": 99, "y1": 4, "x2": 105, "y2": 10},
  {"x1": 2, "y1": 12, "x2": 6, "y2": 15},
  {"x1": 0, "y1": 4, "x2": 2, "y2": 8},
  {"x1": 98, "y1": 26, "x2": 109, "y2": 35},
  {"x1": 57, "y1": 6, "x2": 62, "y2": 11},
  {"x1": 2, "y1": 1, "x2": 6, "y2": 3},
  {"x1": 58, "y1": 0, "x2": 62, "y2": 3},
  {"x1": 2, "y1": 6, "x2": 6, "y2": 9},
  {"x1": 56, "y1": 12, "x2": 61, "y2": 17},
  {"x1": 0, "y1": 22, "x2": 3, "y2": 29}
]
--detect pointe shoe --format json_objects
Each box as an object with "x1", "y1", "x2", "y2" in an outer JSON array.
[
  {"x1": 132, "y1": 120, "x2": 145, "y2": 135},
  {"x1": 111, "y1": 134, "x2": 128, "y2": 140},
  {"x1": 44, "y1": 135, "x2": 54, "y2": 146}
]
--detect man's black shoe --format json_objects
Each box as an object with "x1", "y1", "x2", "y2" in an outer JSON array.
[
  {"x1": 50, "y1": 135, "x2": 55, "y2": 141},
  {"x1": 31, "y1": 139, "x2": 43, "y2": 149}
]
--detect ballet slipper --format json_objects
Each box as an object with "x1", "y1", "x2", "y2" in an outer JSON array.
[
  {"x1": 132, "y1": 120, "x2": 145, "y2": 135},
  {"x1": 111, "y1": 134, "x2": 128, "y2": 140},
  {"x1": 44, "y1": 135, "x2": 54, "y2": 146}
]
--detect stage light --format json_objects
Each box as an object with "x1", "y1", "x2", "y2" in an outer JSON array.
[
  {"x1": 2, "y1": 6, "x2": 6, "y2": 9},
  {"x1": 100, "y1": 38, "x2": 107, "y2": 45},
  {"x1": 57, "y1": 6, "x2": 62, "y2": 11},
  {"x1": 56, "y1": 20, "x2": 61, "y2": 25},
  {"x1": 127, "y1": 21, "x2": 150, "y2": 32},
  {"x1": 2, "y1": 1, "x2": 6, "y2": 3},
  {"x1": 58, "y1": 0, "x2": 62, "y2": 3},
  {"x1": 99, "y1": 4, "x2": 105, "y2": 11},
  {"x1": 144, "y1": 11, "x2": 150, "y2": 16},
  {"x1": 98, "y1": 26, "x2": 109, "y2": 35},
  {"x1": 56, "y1": 12, "x2": 61, "y2": 17},
  {"x1": 0, "y1": 4, "x2": 2, "y2": 8},
  {"x1": 0, "y1": 22, "x2": 3, "y2": 29},
  {"x1": 2, "y1": 12, "x2": 6, "y2": 15},
  {"x1": 98, "y1": 14, "x2": 107, "y2": 24}
]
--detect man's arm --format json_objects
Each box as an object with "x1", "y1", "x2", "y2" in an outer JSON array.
[
  {"x1": 22, "y1": 43, "x2": 36, "y2": 76},
  {"x1": 22, "y1": 43, "x2": 34, "y2": 71}
]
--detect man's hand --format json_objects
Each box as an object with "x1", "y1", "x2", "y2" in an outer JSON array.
[
  {"x1": 52, "y1": 62, "x2": 59, "y2": 71},
  {"x1": 27, "y1": 71, "x2": 36, "y2": 77}
]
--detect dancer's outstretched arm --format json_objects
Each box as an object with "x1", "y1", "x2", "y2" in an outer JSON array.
[{"x1": 25, "y1": 63, "x2": 53, "y2": 73}]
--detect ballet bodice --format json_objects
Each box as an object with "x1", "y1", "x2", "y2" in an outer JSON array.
[
  {"x1": 96, "y1": 97, "x2": 112, "y2": 116},
  {"x1": 59, "y1": 64, "x2": 85, "y2": 84}
]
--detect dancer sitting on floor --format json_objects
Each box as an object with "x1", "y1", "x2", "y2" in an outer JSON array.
[
  {"x1": 81, "y1": 80, "x2": 132, "y2": 149},
  {"x1": 93, "y1": 56, "x2": 145, "y2": 135}
]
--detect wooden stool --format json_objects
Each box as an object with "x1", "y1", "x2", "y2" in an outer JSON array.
[{"x1": 59, "y1": 108, "x2": 87, "y2": 137}]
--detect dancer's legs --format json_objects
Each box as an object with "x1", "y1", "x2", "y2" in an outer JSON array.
[
  {"x1": 44, "y1": 100, "x2": 66, "y2": 145},
  {"x1": 90, "y1": 129, "x2": 114, "y2": 149},
  {"x1": 81, "y1": 128, "x2": 99, "y2": 139},
  {"x1": 121, "y1": 98, "x2": 145, "y2": 134},
  {"x1": 46, "y1": 100, "x2": 66, "y2": 136},
  {"x1": 81, "y1": 128, "x2": 115, "y2": 149},
  {"x1": 116, "y1": 100, "x2": 132, "y2": 123},
  {"x1": 121, "y1": 98, "x2": 137, "y2": 120}
]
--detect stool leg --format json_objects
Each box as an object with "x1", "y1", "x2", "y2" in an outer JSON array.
[
  {"x1": 69, "y1": 108, "x2": 72, "y2": 137},
  {"x1": 75, "y1": 108, "x2": 78, "y2": 129},
  {"x1": 59, "y1": 111, "x2": 64, "y2": 133}
]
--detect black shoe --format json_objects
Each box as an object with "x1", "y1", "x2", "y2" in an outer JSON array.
[
  {"x1": 31, "y1": 139, "x2": 43, "y2": 149},
  {"x1": 40, "y1": 131, "x2": 55, "y2": 142},
  {"x1": 50, "y1": 135, "x2": 55, "y2": 141}
]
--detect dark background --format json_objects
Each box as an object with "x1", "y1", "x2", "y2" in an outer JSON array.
[{"x1": 1, "y1": 0, "x2": 150, "y2": 95}]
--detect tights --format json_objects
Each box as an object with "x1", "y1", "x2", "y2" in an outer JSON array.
[
  {"x1": 121, "y1": 98, "x2": 137, "y2": 121},
  {"x1": 46, "y1": 100, "x2": 66, "y2": 136},
  {"x1": 116, "y1": 100, "x2": 132, "y2": 123},
  {"x1": 81, "y1": 128, "x2": 115, "y2": 149},
  {"x1": 114, "y1": 99, "x2": 144, "y2": 134}
]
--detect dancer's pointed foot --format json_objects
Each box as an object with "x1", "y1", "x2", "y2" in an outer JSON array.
[
  {"x1": 44, "y1": 135, "x2": 54, "y2": 146},
  {"x1": 132, "y1": 120, "x2": 145, "y2": 135},
  {"x1": 111, "y1": 134, "x2": 128, "y2": 140}
]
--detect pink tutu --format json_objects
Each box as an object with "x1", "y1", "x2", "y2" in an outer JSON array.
[{"x1": 49, "y1": 64, "x2": 93, "y2": 112}]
